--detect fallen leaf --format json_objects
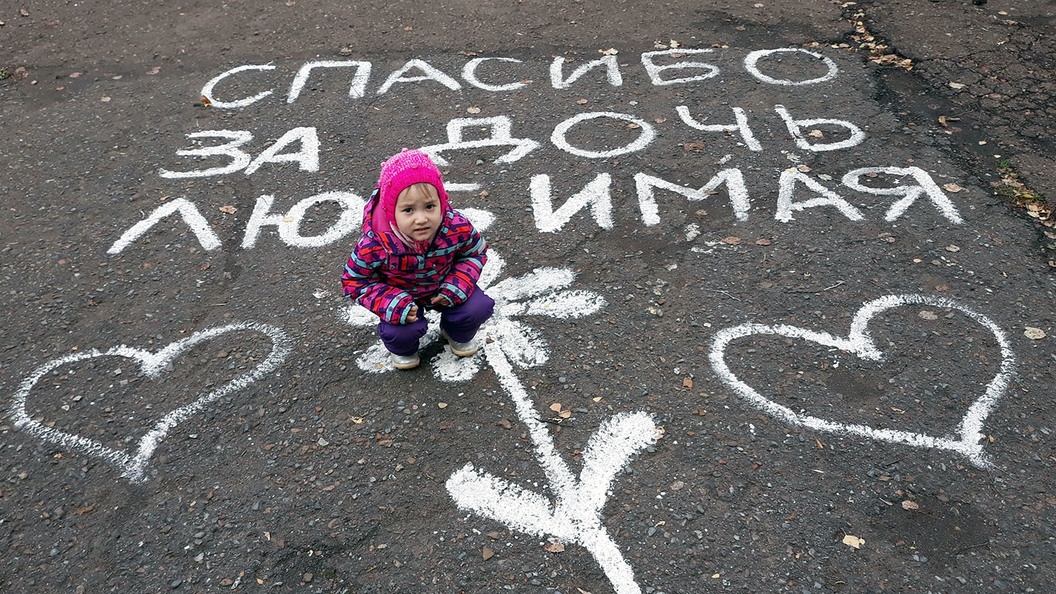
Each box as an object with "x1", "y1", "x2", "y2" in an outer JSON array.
[
  {"x1": 100, "y1": 96, "x2": 111, "y2": 102},
  {"x1": 949, "y1": 82, "x2": 966, "y2": 89},
  {"x1": 549, "y1": 402, "x2": 562, "y2": 412},
  {"x1": 21, "y1": 8, "x2": 30, "y2": 16},
  {"x1": 902, "y1": 500, "x2": 919, "y2": 510},
  {"x1": 797, "y1": 164, "x2": 812, "y2": 172},
  {"x1": 466, "y1": 106, "x2": 481, "y2": 114},
  {"x1": 482, "y1": 547, "x2": 494, "y2": 560},
  {"x1": 403, "y1": 26, "x2": 413, "y2": 31},
  {"x1": 683, "y1": 141, "x2": 705, "y2": 153},
  {"x1": 599, "y1": 48, "x2": 618, "y2": 55},
  {"x1": 592, "y1": 396, "x2": 602, "y2": 402},
  {"x1": 755, "y1": 238, "x2": 772, "y2": 246},
  {"x1": 218, "y1": 205, "x2": 237, "y2": 214},
  {"x1": 842, "y1": 534, "x2": 864, "y2": 549},
  {"x1": 199, "y1": 95, "x2": 212, "y2": 106},
  {"x1": 350, "y1": 417, "x2": 364, "y2": 424},
  {"x1": 544, "y1": 541, "x2": 565, "y2": 553},
  {"x1": 627, "y1": 123, "x2": 640, "y2": 129},
  {"x1": 559, "y1": 410, "x2": 572, "y2": 419},
  {"x1": 945, "y1": 244, "x2": 961, "y2": 252},
  {"x1": 75, "y1": 505, "x2": 95, "y2": 515},
  {"x1": 722, "y1": 236, "x2": 742, "y2": 245},
  {"x1": 496, "y1": 419, "x2": 512, "y2": 429},
  {"x1": 808, "y1": 130, "x2": 824, "y2": 138},
  {"x1": 942, "y1": 183, "x2": 964, "y2": 193},
  {"x1": 654, "y1": 117, "x2": 667, "y2": 124},
  {"x1": 438, "y1": 402, "x2": 448, "y2": 409},
  {"x1": 576, "y1": 98, "x2": 588, "y2": 104},
  {"x1": 918, "y1": 311, "x2": 938, "y2": 320},
  {"x1": 1024, "y1": 327, "x2": 1046, "y2": 340},
  {"x1": 682, "y1": 377, "x2": 693, "y2": 389},
  {"x1": 938, "y1": 115, "x2": 948, "y2": 127},
  {"x1": 147, "y1": 66, "x2": 161, "y2": 75}
]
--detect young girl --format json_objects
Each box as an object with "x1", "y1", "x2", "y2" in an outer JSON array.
[{"x1": 342, "y1": 149, "x2": 495, "y2": 369}]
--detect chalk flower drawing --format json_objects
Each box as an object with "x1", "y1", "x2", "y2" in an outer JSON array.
[
  {"x1": 709, "y1": 294, "x2": 1014, "y2": 468},
  {"x1": 342, "y1": 250, "x2": 607, "y2": 381},
  {"x1": 9, "y1": 322, "x2": 292, "y2": 483},
  {"x1": 447, "y1": 340, "x2": 660, "y2": 594}
]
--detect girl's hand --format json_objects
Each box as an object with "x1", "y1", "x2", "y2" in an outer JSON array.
[
  {"x1": 430, "y1": 295, "x2": 451, "y2": 307},
  {"x1": 406, "y1": 304, "x2": 419, "y2": 323}
]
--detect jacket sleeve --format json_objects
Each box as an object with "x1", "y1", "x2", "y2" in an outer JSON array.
[
  {"x1": 436, "y1": 224, "x2": 488, "y2": 306},
  {"x1": 342, "y1": 237, "x2": 415, "y2": 324}
]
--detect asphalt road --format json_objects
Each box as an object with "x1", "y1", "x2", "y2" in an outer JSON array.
[{"x1": 2, "y1": 1, "x2": 1055, "y2": 592}]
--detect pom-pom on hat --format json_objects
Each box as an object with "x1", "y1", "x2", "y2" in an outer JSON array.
[{"x1": 372, "y1": 149, "x2": 450, "y2": 238}]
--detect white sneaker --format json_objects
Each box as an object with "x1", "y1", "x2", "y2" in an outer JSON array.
[
  {"x1": 391, "y1": 352, "x2": 420, "y2": 370},
  {"x1": 442, "y1": 331, "x2": 478, "y2": 357}
]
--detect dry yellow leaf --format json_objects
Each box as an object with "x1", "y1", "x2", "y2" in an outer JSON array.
[
  {"x1": 549, "y1": 402, "x2": 562, "y2": 412},
  {"x1": 842, "y1": 535, "x2": 864, "y2": 549},
  {"x1": 1024, "y1": 327, "x2": 1046, "y2": 340}
]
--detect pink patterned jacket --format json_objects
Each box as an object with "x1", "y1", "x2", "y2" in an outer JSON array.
[{"x1": 341, "y1": 190, "x2": 488, "y2": 324}]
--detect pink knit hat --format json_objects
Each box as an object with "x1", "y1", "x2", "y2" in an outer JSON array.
[{"x1": 372, "y1": 149, "x2": 450, "y2": 238}]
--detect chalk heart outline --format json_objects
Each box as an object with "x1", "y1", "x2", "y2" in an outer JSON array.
[
  {"x1": 10, "y1": 322, "x2": 292, "y2": 483},
  {"x1": 709, "y1": 294, "x2": 1015, "y2": 467}
]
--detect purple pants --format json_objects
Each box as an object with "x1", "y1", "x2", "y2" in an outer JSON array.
[{"x1": 378, "y1": 289, "x2": 495, "y2": 356}]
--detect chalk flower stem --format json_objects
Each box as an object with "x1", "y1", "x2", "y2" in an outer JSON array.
[{"x1": 446, "y1": 341, "x2": 658, "y2": 594}]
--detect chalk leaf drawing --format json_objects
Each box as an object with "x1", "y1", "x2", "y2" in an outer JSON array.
[
  {"x1": 342, "y1": 250, "x2": 607, "y2": 381},
  {"x1": 447, "y1": 341, "x2": 660, "y2": 594},
  {"x1": 709, "y1": 294, "x2": 1014, "y2": 467},
  {"x1": 9, "y1": 322, "x2": 292, "y2": 483}
]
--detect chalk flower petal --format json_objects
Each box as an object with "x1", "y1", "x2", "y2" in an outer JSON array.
[
  {"x1": 494, "y1": 319, "x2": 549, "y2": 368},
  {"x1": 431, "y1": 347, "x2": 482, "y2": 382},
  {"x1": 489, "y1": 267, "x2": 574, "y2": 302},
  {"x1": 522, "y1": 290, "x2": 606, "y2": 319}
]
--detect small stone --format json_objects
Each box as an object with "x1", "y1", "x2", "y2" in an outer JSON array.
[{"x1": 302, "y1": 572, "x2": 313, "y2": 583}]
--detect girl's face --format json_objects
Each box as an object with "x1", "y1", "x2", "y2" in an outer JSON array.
[{"x1": 394, "y1": 183, "x2": 443, "y2": 242}]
